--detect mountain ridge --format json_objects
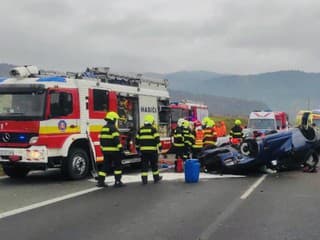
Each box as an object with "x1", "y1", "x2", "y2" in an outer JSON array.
[{"x1": 2, "y1": 63, "x2": 316, "y2": 117}]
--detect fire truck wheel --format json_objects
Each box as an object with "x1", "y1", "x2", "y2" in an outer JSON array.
[
  {"x1": 62, "y1": 148, "x2": 89, "y2": 180},
  {"x1": 3, "y1": 166, "x2": 30, "y2": 178}
]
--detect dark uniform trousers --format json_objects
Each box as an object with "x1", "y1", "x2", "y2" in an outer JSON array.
[
  {"x1": 101, "y1": 152, "x2": 122, "y2": 182},
  {"x1": 141, "y1": 151, "x2": 160, "y2": 181},
  {"x1": 173, "y1": 127, "x2": 186, "y2": 159},
  {"x1": 175, "y1": 146, "x2": 185, "y2": 159},
  {"x1": 192, "y1": 147, "x2": 202, "y2": 159}
]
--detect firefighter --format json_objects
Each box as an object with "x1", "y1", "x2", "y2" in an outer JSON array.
[
  {"x1": 136, "y1": 115, "x2": 162, "y2": 184},
  {"x1": 203, "y1": 119, "x2": 217, "y2": 148},
  {"x1": 173, "y1": 118, "x2": 185, "y2": 160},
  {"x1": 173, "y1": 118, "x2": 186, "y2": 171},
  {"x1": 220, "y1": 121, "x2": 227, "y2": 136},
  {"x1": 213, "y1": 121, "x2": 221, "y2": 137},
  {"x1": 182, "y1": 120, "x2": 194, "y2": 160},
  {"x1": 201, "y1": 116, "x2": 210, "y2": 128},
  {"x1": 97, "y1": 111, "x2": 125, "y2": 188},
  {"x1": 191, "y1": 120, "x2": 204, "y2": 159},
  {"x1": 230, "y1": 119, "x2": 244, "y2": 139}
]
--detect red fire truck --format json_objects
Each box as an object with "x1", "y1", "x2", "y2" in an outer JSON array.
[
  {"x1": 169, "y1": 101, "x2": 209, "y2": 130},
  {"x1": 274, "y1": 111, "x2": 289, "y2": 130},
  {"x1": 0, "y1": 66, "x2": 171, "y2": 179}
]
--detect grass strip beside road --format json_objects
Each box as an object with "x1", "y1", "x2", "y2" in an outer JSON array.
[{"x1": 211, "y1": 115, "x2": 248, "y2": 133}]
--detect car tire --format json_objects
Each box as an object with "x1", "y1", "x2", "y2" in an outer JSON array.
[
  {"x1": 61, "y1": 148, "x2": 89, "y2": 180},
  {"x1": 3, "y1": 166, "x2": 30, "y2": 178},
  {"x1": 240, "y1": 139, "x2": 259, "y2": 157}
]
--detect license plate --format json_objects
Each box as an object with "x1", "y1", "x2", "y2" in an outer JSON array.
[{"x1": 0, "y1": 150, "x2": 14, "y2": 156}]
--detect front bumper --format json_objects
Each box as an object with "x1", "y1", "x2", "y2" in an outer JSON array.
[{"x1": 0, "y1": 146, "x2": 48, "y2": 164}]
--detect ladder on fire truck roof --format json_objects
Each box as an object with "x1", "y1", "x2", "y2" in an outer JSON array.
[
  {"x1": 38, "y1": 66, "x2": 168, "y2": 89},
  {"x1": 82, "y1": 67, "x2": 168, "y2": 89}
]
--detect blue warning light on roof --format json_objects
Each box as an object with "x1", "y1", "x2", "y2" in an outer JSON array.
[{"x1": 37, "y1": 76, "x2": 66, "y2": 83}]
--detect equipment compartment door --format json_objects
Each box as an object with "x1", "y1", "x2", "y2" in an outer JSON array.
[{"x1": 117, "y1": 95, "x2": 139, "y2": 153}]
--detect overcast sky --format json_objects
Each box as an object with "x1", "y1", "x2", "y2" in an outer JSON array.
[{"x1": 0, "y1": 0, "x2": 319, "y2": 74}]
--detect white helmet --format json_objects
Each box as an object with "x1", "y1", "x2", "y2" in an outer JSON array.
[{"x1": 177, "y1": 118, "x2": 185, "y2": 127}]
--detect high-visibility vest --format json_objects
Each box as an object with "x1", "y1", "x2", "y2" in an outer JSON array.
[
  {"x1": 100, "y1": 123, "x2": 122, "y2": 152},
  {"x1": 136, "y1": 125, "x2": 161, "y2": 152},
  {"x1": 221, "y1": 122, "x2": 227, "y2": 136},
  {"x1": 192, "y1": 129, "x2": 204, "y2": 148},
  {"x1": 183, "y1": 127, "x2": 194, "y2": 147},
  {"x1": 203, "y1": 128, "x2": 217, "y2": 146}
]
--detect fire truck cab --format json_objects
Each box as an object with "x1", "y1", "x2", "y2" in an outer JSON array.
[
  {"x1": 0, "y1": 66, "x2": 171, "y2": 179},
  {"x1": 274, "y1": 111, "x2": 289, "y2": 130},
  {"x1": 169, "y1": 101, "x2": 208, "y2": 130}
]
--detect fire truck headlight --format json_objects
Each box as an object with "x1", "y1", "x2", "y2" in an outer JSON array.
[
  {"x1": 29, "y1": 137, "x2": 39, "y2": 144},
  {"x1": 27, "y1": 150, "x2": 44, "y2": 161}
]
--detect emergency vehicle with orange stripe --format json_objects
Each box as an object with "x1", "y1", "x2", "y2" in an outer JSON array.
[{"x1": 0, "y1": 66, "x2": 171, "y2": 179}]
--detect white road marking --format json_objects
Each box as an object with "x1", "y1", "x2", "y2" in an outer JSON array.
[
  {"x1": 198, "y1": 174, "x2": 267, "y2": 240},
  {"x1": 0, "y1": 172, "x2": 246, "y2": 220},
  {"x1": 240, "y1": 174, "x2": 267, "y2": 199},
  {"x1": 0, "y1": 176, "x2": 8, "y2": 179},
  {"x1": 0, "y1": 187, "x2": 100, "y2": 220},
  {"x1": 88, "y1": 172, "x2": 245, "y2": 183}
]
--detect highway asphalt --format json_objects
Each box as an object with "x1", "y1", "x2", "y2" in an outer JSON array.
[{"x1": 0, "y1": 170, "x2": 319, "y2": 240}]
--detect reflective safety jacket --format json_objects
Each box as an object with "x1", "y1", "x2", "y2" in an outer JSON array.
[
  {"x1": 136, "y1": 124, "x2": 161, "y2": 152},
  {"x1": 230, "y1": 125, "x2": 243, "y2": 138},
  {"x1": 203, "y1": 127, "x2": 217, "y2": 146},
  {"x1": 182, "y1": 127, "x2": 195, "y2": 148},
  {"x1": 100, "y1": 122, "x2": 123, "y2": 152},
  {"x1": 221, "y1": 122, "x2": 227, "y2": 136},
  {"x1": 173, "y1": 126, "x2": 184, "y2": 148},
  {"x1": 192, "y1": 129, "x2": 204, "y2": 149}
]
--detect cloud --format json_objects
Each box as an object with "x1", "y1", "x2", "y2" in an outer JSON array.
[{"x1": 0, "y1": 0, "x2": 319, "y2": 74}]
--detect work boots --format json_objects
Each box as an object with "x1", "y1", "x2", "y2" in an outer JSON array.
[
  {"x1": 96, "y1": 176, "x2": 107, "y2": 188},
  {"x1": 114, "y1": 181, "x2": 126, "y2": 188},
  {"x1": 153, "y1": 175, "x2": 163, "y2": 184},
  {"x1": 113, "y1": 172, "x2": 125, "y2": 188},
  {"x1": 141, "y1": 176, "x2": 148, "y2": 185}
]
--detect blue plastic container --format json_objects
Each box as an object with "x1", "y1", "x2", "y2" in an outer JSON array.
[{"x1": 184, "y1": 159, "x2": 200, "y2": 183}]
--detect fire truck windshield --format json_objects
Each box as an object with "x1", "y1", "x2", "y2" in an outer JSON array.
[
  {"x1": 171, "y1": 108, "x2": 189, "y2": 123},
  {"x1": 248, "y1": 119, "x2": 276, "y2": 130},
  {"x1": 0, "y1": 92, "x2": 46, "y2": 120}
]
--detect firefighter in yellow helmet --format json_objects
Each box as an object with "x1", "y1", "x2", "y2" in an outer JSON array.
[
  {"x1": 201, "y1": 117, "x2": 210, "y2": 128},
  {"x1": 182, "y1": 120, "x2": 194, "y2": 160},
  {"x1": 173, "y1": 118, "x2": 185, "y2": 159},
  {"x1": 191, "y1": 120, "x2": 204, "y2": 159},
  {"x1": 97, "y1": 111, "x2": 125, "y2": 188},
  {"x1": 203, "y1": 119, "x2": 217, "y2": 148},
  {"x1": 136, "y1": 115, "x2": 162, "y2": 184},
  {"x1": 230, "y1": 119, "x2": 244, "y2": 139}
]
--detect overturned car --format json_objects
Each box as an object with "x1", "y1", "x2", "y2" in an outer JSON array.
[{"x1": 198, "y1": 126, "x2": 320, "y2": 174}]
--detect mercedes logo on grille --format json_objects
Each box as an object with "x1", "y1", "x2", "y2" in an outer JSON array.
[{"x1": 2, "y1": 133, "x2": 11, "y2": 142}]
